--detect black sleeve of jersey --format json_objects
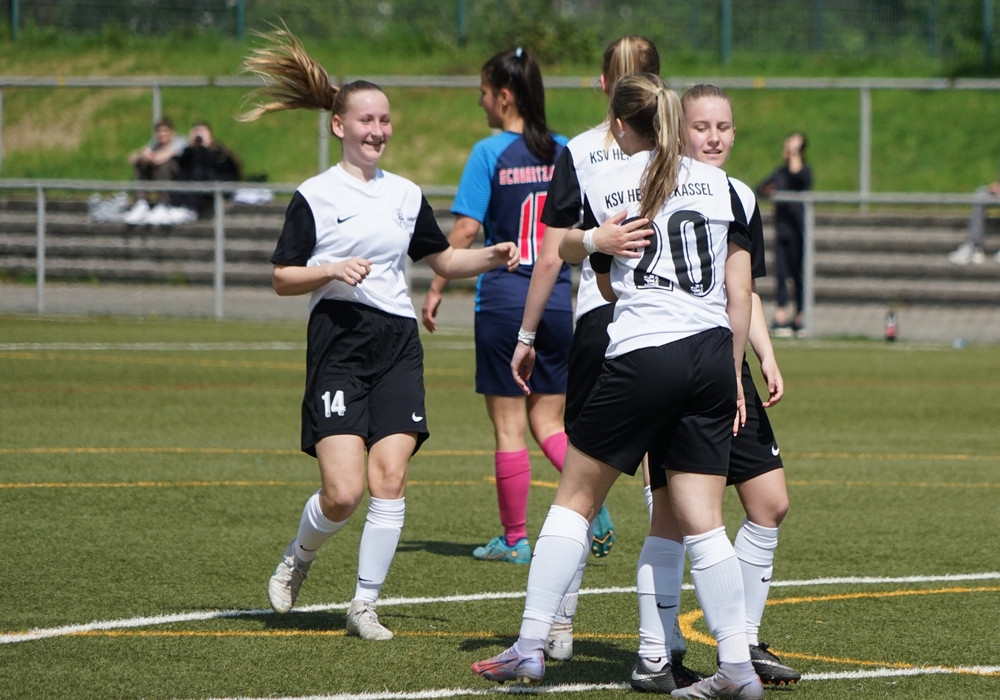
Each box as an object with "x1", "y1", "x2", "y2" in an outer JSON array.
[
  {"x1": 408, "y1": 196, "x2": 451, "y2": 262},
  {"x1": 589, "y1": 252, "x2": 613, "y2": 273},
  {"x1": 729, "y1": 181, "x2": 767, "y2": 279},
  {"x1": 540, "y1": 147, "x2": 583, "y2": 228},
  {"x1": 748, "y1": 202, "x2": 767, "y2": 278},
  {"x1": 271, "y1": 191, "x2": 317, "y2": 266}
]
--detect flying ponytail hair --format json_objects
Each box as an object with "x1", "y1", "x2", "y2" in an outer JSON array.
[
  {"x1": 481, "y1": 47, "x2": 556, "y2": 162},
  {"x1": 610, "y1": 73, "x2": 686, "y2": 221},
  {"x1": 237, "y1": 23, "x2": 383, "y2": 135}
]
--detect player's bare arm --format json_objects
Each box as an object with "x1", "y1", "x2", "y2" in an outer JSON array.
[
  {"x1": 422, "y1": 215, "x2": 482, "y2": 332},
  {"x1": 272, "y1": 259, "x2": 372, "y2": 296},
  {"x1": 558, "y1": 210, "x2": 652, "y2": 264}
]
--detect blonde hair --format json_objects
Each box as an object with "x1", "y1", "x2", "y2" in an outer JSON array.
[
  {"x1": 602, "y1": 35, "x2": 660, "y2": 95},
  {"x1": 681, "y1": 83, "x2": 733, "y2": 115},
  {"x1": 610, "y1": 73, "x2": 686, "y2": 221},
  {"x1": 237, "y1": 23, "x2": 383, "y2": 135}
]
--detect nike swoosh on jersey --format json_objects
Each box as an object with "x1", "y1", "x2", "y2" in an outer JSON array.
[
  {"x1": 337, "y1": 214, "x2": 359, "y2": 223},
  {"x1": 411, "y1": 412, "x2": 423, "y2": 422}
]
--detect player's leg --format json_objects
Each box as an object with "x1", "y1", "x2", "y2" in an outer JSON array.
[
  {"x1": 529, "y1": 307, "x2": 572, "y2": 474},
  {"x1": 564, "y1": 305, "x2": 618, "y2": 558},
  {"x1": 345, "y1": 431, "x2": 417, "y2": 641},
  {"x1": 631, "y1": 466, "x2": 703, "y2": 690},
  {"x1": 733, "y1": 470, "x2": 800, "y2": 685},
  {"x1": 474, "y1": 394, "x2": 533, "y2": 562},
  {"x1": 268, "y1": 434, "x2": 365, "y2": 613},
  {"x1": 472, "y1": 446, "x2": 621, "y2": 684},
  {"x1": 668, "y1": 329, "x2": 762, "y2": 700},
  {"x1": 728, "y1": 371, "x2": 800, "y2": 684}
]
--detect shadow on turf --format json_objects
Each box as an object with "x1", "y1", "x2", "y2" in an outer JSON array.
[
  {"x1": 460, "y1": 634, "x2": 637, "y2": 685},
  {"x1": 261, "y1": 610, "x2": 346, "y2": 631},
  {"x1": 397, "y1": 539, "x2": 481, "y2": 558}
]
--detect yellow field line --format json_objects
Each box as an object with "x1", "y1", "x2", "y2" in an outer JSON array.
[
  {"x1": 680, "y1": 585, "x2": 1000, "y2": 674},
  {"x1": 1, "y1": 445, "x2": 998, "y2": 462}
]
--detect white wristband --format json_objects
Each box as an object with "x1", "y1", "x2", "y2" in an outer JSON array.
[
  {"x1": 517, "y1": 327, "x2": 537, "y2": 347},
  {"x1": 582, "y1": 227, "x2": 598, "y2": 254}
]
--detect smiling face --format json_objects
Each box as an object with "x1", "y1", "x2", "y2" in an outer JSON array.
[
  {"x1": 684, "y1": 95, "x2": 735, "y2": 169},
  {"x1": 331, "y1": 88, "x2": 392, "y2": 172}
]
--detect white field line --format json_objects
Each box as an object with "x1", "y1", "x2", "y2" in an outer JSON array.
[
  {"x1": 0, "y1": 342, "x2": 304, "y2": 351},
  {"x1": 195, "y1": 666, "x2": 1000, "y2": 700},
  {"x1": 3, "y1": 571, "x2": 999, "y2": 645}
]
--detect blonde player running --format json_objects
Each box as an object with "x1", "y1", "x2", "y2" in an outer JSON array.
[
  {"x1": 239, "y1": 26, "x2": 518, "y2": 641},
  {"x1": 473, "y1": 74, "x2": 760, "y2": 699}
]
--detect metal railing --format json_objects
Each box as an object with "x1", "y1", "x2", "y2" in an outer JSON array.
[
  {"x1": 0, "y1": 178, "x2": 459, "y2": 319},
  {"x1": 2, "y1": 178, "x2": 992, "y2": 324}
]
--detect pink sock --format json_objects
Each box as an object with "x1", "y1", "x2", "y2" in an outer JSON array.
[
  {"x1": 496, "y1": 449, "x2": 531, "y2": 545},
  {"x1": 540, "y1": 431, "x2": 568, "y2": 472}
]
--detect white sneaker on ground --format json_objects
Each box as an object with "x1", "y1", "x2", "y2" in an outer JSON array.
[
  {"x1": 546, "y1": 619, "x2": 573, "y2": 660},
  {"x1": 948, "y1": 242, "x2": 985, "y2": 265},
  {"x1": 164, "y1": 206, "x2": 197, "y2": 225},
  {"x1": 123, "y1": 199, "x2": 150, "y2": 225},
  {"x1": 670, "y1": 670, "x2": 763, "y2": 699},
  {"x1": 994, "y1": 249, "x2": 1000, "y2": 263},
  {"x1": 345, "y1": 599, "x2": 393, "y2": 640},
  {"x1": 267, "y1": 541, "x2": 311, "y2": 613},
  {"x1": 144, "y1": 203, "x2": 171, "y2": 226}
]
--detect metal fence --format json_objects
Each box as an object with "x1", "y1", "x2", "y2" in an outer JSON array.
[
  {"x1": 0, "y1": 0, "x2": 997, "y2": 69},
  {"x1": 2, "y1": 177, "x2": 995, "y2": 325}
]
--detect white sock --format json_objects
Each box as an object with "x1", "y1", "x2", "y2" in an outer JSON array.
[
  {"x1": 685, "y1": 526, "x2": 751, "y2": 666},
  {"x1": 294, "y1": 491, "x2": 347, "y2": 561},
  {"x1": 354, "y1": 497, "x2": 405, "y2": 602},
  {"x1": 734, "y1": 518, "x2": 779, "y2": 647},
  {"x1": 555, "y1": 540, "x2": 587, "y2": 624},
  {"x1": 636, "y1": 536, "x2": 685, "y2": 661},
  {"x1": 517, "y1": 505, "x2": 590, "y2": 654}
]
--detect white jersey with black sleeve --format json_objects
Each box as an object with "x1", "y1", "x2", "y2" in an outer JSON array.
[
  {"x1": 271, "y1": 164, "x2": 449, "y2": 318},
  {"x1": 584, "y1": 153, "x2": 750, "y2": 359},
  {"x1": 541, "y1": 124, "x2": 630, "y2": 320}
]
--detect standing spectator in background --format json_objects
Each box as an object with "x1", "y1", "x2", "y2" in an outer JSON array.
[
  {"x1": 756, "y1": 132, "x2": 812, "y2": 338},
  {"x1": 125, "y1": 117, "x2": 187, "y2": 224},
  {"x1": 421, "y1": 48, "x2": 572, "y2": 567},
  {"x1": 947, "y1": 178, "x2": 1000, "y2": 265}
]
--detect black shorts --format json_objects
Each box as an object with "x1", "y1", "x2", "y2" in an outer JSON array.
[
  {"x1": 568, "y1": 327, "x2": 736, "y2": 477},
  {"x1": 300, "y1": 300, "x2": 429, "y2": 457},
  {"x1": 648, "y1": 359, "x2": 784, "y2": 490},
  {"x1": 565, "y1": 303, "x2": 614, "y2": 433},
  {"x1": 475, "y1": 306, "x2": 572, "y2": 396}
]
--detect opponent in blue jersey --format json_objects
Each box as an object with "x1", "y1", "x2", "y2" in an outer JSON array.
[
  {"x1": 238, "y1": 27, "x2": 518, "y2": 641},
  {"x1": 422, "y1": 48, "x2": 571, "y2": 565}
]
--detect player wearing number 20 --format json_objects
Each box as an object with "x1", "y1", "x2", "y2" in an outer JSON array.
[{"x1": 471, "y1": 74, "x2": 758, "y2": 697}]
